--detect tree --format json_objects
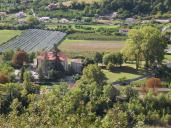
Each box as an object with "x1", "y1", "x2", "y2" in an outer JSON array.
[
  {"x1": 141, "y1": 26, "x2": 167, "y2": 68},
  {"x1": 102, "y1": 108, "x2": 128, "y2": 128},
  {"x1": 124, "y1": 26, "x2": 167, "y2": 69},
  {"x1": 103, "y1": 85, "x2": 120, "y2": 102},
  {"x1": 94, "y1": 52, "x2": 103, "y2": 63},
  {"x1": 80, "y1": 64, "x2": 106, "y2": 86},
  {"x1": 123, "y1": 29, "x2": 143, "y2": 70},
  {"x1": 0, "y1": 73, "x2": 8, "y2": 84},
  {"x1": 103, "y1": 52, "x2": 123, "y2": 67},
  {"x1": 2, "y1": 49, "x2": 14, "y2": 62},
  {"x1": 12, "y1": 50, "x2": 28, "y2": 67},
  {"x1": 23, "y1": 71, "x2": 31, "y2": 86},
  {"x1": 26, "y1": 16, "x2": 39, "y2": 27}
]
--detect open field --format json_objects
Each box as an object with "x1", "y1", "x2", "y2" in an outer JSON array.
[
  {"x1": 0, "y1": 30, "x2": 22, "y2": 45},
  {"x1": 59, "y1": 40, "x2": 125, "y2": 54}
]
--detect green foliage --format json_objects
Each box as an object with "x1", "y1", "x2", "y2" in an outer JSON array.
[
  {"x1": 79, "y1": 64, "x2": 106, "y2": 85},
  {"x1": 2, "y1": 50, "x2": 14, "y2": 63},
  {"x1": 123, "y1": 26, "x2": 167, "y2": 69},
  {"x1": 94, "y1": 52, "x2": 103, "y2": 63},
  {"x1": 102, "y1": 108, "x2": 128, "y2": 128},
  {"x1": 0, "y1": 80, "x2": 171, "y2": 127},
  {"x1": 103, "y1": 52, "x2": 123, "y2": 67}
]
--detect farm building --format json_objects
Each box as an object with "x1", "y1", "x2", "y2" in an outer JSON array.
[{"x1": 70, "y1": 59, "x2": 83, "y2": 74}]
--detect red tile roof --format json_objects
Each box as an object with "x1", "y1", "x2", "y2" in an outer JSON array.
[{"x1": 37, "y1": 51, "x2": 67, "y2": 62}]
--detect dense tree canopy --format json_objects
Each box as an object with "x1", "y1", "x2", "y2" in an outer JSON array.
[
  {"x1": 0, "y1": 65, "x2": 171, "y2": 127},
  {"x1": 123, "y1": 26, "x2": 167, "y2": 69}
]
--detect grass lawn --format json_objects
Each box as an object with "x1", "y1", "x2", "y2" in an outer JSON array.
[
  {"x1": 0, "y1": 30, "x2": 22, "y2": 45},
  {"x1": 102, "y1": 68, "x2": 141, "y2": 83},
  {"x1": 168, "y1": 44, "x2": 171, "y2": 48},
  {"x1": 165, "y1": 54, "x2": 171, "y2": 61}
]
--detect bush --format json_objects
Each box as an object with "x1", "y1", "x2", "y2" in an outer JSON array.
[
  {"x1": 146, "y1": 78, "x2": 161, "y2": 88},
  {"x1": 107, "y1": 63, "x2": 114, "y2": 71},
  {"x1": 0, "y1": 74, "x2": 9, "y2": 84},
  {"x1": 12, "y1": 50, "x2": 28, "y2": 68},
  {"x1": 103, "y1": 52, "x2": 123, "y2": 66}
]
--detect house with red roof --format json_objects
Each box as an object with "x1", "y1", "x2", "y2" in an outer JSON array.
[
  {"x1": 35, "y1": 51, "x2": 68, "y2": 76},
  {"x1": 34, "y1": 51, "x2": 84, "y2": 78}
]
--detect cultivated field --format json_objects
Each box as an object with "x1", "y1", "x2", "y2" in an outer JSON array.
[
  {"x1": 59, "y1": 39, "x2": 125, "y2": 52},
  {"x1": 0, "y1": 30, "x2": 22, "y2": 45},
  {"x1": 0, "y1": 29, "x2": 66, "y2": 53}
]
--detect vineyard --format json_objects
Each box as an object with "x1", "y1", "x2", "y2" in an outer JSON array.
[{"x1": 0, "y1": 29, "x2": 66, "y2": 53}]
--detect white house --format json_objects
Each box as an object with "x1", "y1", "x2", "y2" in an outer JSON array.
[
  {"x1": 16, "y1": 11, "x2": 26, "y2": 18},
  {"x1": 125, "y1": 18, "x2": 136, "y2": 25},
  {"x1": 155, "y1": 19, "x2": 170, "y2": 23},
  {"x1": 39, "y1": 17, "x2": 50, "y2": 22},
  {"x1": 59, "y1": 18, "x2": 70, "y2": 24},
  {"x1": 112, "y1": 12, "x2": 118, "y2": 18}
]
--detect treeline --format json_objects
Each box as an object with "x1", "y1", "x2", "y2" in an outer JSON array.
[
  {"x1": 100, "y1": 0, "x2": 171, "y2": 17},
  {"x1": 2, "y1": 0, "x2": 171, "y2": 18}
]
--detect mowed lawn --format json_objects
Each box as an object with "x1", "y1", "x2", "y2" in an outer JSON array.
[
  {"x1": 59, "y1": 39, "x2": 126, "y2": 53},
  {"x1": 0, "y1": 30, "x2": 22, "y2": 45},
  {"x1": 168, "y1": 44, "x2": 171, "y2": 50},
  {"x1": 103, "y1": 69, "x2": 141, "y2": 83}
]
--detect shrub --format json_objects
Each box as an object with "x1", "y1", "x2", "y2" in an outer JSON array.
[
  {"x1": 12, "y1": 50, "x2": 28, "y2": 67},
  {"x1": 146, "y1": 78, "x2": 161, "y2": 88},
  {"x1": 0, "y1": 73, "x2": 9, "y2": 84},
  {"x1": 107, "y1": 63, "x2": 114, "y2": 71}
]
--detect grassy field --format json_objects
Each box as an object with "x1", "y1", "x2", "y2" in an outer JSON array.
[
  {"x1": 165, "y1": 54, "x2": 171, "y2": 61},
  {"x1": 103, "y1": 69, "x2": 141, "y2": 83},
  {"x1": 0, "y1": 30, "x2": 22, "y2": 45},
  {"x1": 168, "y1": 44, "x2": 171, "y2": 50},
  {"x1": 59, "y1": 39, "x2": 125, "y2": 52}
]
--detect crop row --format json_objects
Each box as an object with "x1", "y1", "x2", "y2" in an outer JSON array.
[{"x1": 0, "y1": 29, "x2": 66, "y2": 53}]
